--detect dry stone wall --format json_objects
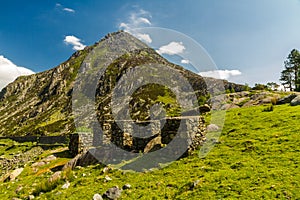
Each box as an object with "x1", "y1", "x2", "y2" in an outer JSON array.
[{"x1": 69, "y1": 116, "x2": 206, "y2": 156}]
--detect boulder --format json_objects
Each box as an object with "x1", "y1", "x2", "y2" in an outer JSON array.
[
  {"x1": 63, "y1": 150, "x2": 99, "y2": 170},
  {"x1": 277, "y1": 94, "x2": 297, "y2": 105},
  {"x1": 103, "y1": 186, "x2": 122, "y2": 200},
  {"x1": 9, "y1": 168, "x2": 24, "y2": 181},
  {"x1": 48, "y1": 171, "x2": 62, "y2": 183},
  {"x1": 32, "y1": 161, "x2": 46, "y2": 168},
  {"x1": 43, "y1": 155, "x2": 57, "y2": 162},
  {"x1": 290, "y1": 95, "x2": 300, "y2": 106},
  {"x1": 259, "y1": 97, "x2": 274, "y2": 105},
  {"x1": 220, "y1": 103, "x2": 239, "y2": 110},
  {"x1": 242, "y1": 100, "x2": 259, "y2": 108}
]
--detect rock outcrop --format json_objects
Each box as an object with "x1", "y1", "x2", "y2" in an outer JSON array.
[{"x1": 290, "y1": 95, "x2": 300, "y2": 106}]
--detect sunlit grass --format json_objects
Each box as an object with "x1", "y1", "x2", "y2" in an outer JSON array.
[{"x1": 1, "y1": 104, "x2": 300, "y2": 199}]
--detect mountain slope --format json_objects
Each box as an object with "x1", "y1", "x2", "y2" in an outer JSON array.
[{"x1": 0, "y1": 31, "x2": 244, "y2": 136}]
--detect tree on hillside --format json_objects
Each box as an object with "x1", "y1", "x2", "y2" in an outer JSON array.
[
  {"x1": 280, "y1": 49, "x2": 300, "y2": 91},
  {"x1": 266, "y1": 82, "x2": 280, "y2": 91},
  {"x1": 280, "y1": 68, "x2": 293, "y2": 91},
  {"x1": 252, "y1": 83, "x2": 268, "y2": 90}
]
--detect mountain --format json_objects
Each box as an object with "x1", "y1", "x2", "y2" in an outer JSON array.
[{"x1": 0, "y1": 31, "x2": 245, "y2": 136}]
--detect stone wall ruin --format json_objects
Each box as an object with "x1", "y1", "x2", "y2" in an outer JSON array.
[{"x1": 69, "y1": 116, "x2": 206, "y2": 157}]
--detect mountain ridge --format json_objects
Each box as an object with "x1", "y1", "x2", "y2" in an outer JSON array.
[{"x1": 0, "y1": 31, "x2": 245, "y2": 136}]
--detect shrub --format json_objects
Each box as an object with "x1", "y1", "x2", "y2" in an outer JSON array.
[
  {"x1": 271, "y1": 97, "x2": 277, "y2": 105},
  {"x1": 263, "y1": 104, "x2": 274, "y2": 112},
  {"x1": 62, "y1": 167, "x2": 75, "y2": 182},
  {"x1": 33, "y1": 177, "x2": 63, "y2": 196}
]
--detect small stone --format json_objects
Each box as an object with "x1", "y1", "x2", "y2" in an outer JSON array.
[
  {"x1": 28, "y1": 195, "x2": 35, "y2": 199},
  {"x1": 193, "y1": 180, "x2": 200, "y2": 187},
  {"x1": 75, "y1": 166, "x2": 82, "y2": 170},
  {"x1": 102, "y1": 167, "x2": 110, "y2": 174},
  {"x1": 93, "y1": 193, "x2": 103, "y2": 200},
  {"x1": 61, "y1": 181, "x2": 70, "y2": 189},
  {"x1": 189, "y1": 180, "x2": 200, "y2": 190},
  {"x1": 9, "y1": 168, "x2": 24, "y2": 181},
  {"x1": 270, "y1": 185, "x2": 276, "y2": 189},
  {"x1": 43, "y1": 155, "x2": 57, "y2": 162},
  {"x1": 122, "y1": 183, "x2": 131, "y2": 190},
  {"x1": 48, "y1": 171, "x2": 62, "y2": 183},
  {"x1": 15, "y1": 185, "x2": 23, "y2": 193},
  {"x1": 55, "y1": 191, "x2": 62, "y2": 196},
  {"x1": 32, "y1": 161, "x2": 46, "y2": 167},
  {"x1": 206, "y1": 124, "x2": 219, "y2": 132},
  {"x1": 103, "y1": 186, "x2": 122, "y2": 200},
  {"x1": 105, "y1": 175, "x2": 112, "y2": 181}
]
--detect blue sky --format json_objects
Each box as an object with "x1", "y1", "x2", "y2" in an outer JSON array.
[{"x1": 1, "y1": 0, "x2": 300, "y2": 88}]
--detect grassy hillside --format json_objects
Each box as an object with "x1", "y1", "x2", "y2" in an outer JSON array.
[{"x1": 1, "y1": 104, "x2": 300, "y2": 199}]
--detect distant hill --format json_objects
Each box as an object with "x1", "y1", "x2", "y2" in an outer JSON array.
[{"x1": 0, "y1": 31, "x2": 245, "y2": 136}]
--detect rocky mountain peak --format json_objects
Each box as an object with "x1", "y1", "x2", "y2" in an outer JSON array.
[{"x1": 0, "y1": 31, "x2": 245, "y2": 136}]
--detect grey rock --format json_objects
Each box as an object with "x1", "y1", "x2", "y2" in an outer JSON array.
[
  {"x1": 28, "y1": 195, "x2": 35, "y2": 200},
  {"x1": 103, "y1": 186, "x2": 122, "y2": 200},
  {"x1": 220, "y1": 103, "x2": 239, "y2": 110},
  {"x1": 277, "y1": 94, "x2": 297, "y2": 105},
  {"x1": 290, "y1": 95, "x2": 300, "y2": 106},
  {"x1": 259, "y1": 97, "x2": 274, "y2": 104},
  {"x1": 32, "y1": 161, "x2": 46, "y2": 167},
  {"x1": 93, "y1": 193, "x2": 103, "y2": 200},
  {"x1": 122, "y1": 183, "x2": 131, "y2": 190},
  {"x1": 104, "y1": 175, "x2": 112, "y2": 182},
  {"x1": 9, "y1": 168, "x2": 24, "y2": 181},
  {"x1": 43, "y1": 155, "x2": 56, "y2": 162},
  {"x1": 102, "y1": 167, "x2": 110, "y2": 174},
  {"x1": 190, "y1": 180, "x2": 200, "y2": 190},
  {"x1": 206, "y1": 124, "x2": 219, "y2": 132},
  {"x1": 48, "y1": 171, "x2": 62, "y2": 183},
  {"x1": 61, "y1": 181, "x2": 70, "y2": 189},
  {"x1": 242, "y1": 100, "x2": 259, "y2": 108},
  {"x1": 15, "y1": 185, "x2": 23, "y2": 193},
  {"x1": 55, "y1": 191, "x2": 62, "y2": 196}
]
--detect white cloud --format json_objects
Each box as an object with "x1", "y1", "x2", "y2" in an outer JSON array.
[
  {"x1": 119, "y1": 9, "x2": 153, "y2": 43},
  {"x1": 63, "y1": 8, "x2": 75, "y2": 13},
  {"x1": 0, "y1": 55, "x2": 35, "y2": 90},
  {"x1": 181, "y1": 59, "x2": 190, "y2": 64},
  {"x1": 56, "y1": 3, "x2": 75, "y2": 13},
  {"x1": 199, "y1": 70, "x2": 242, "y2": 80},
  {"x1": 119, "y1": 9, "x2": 152, "y2": 30},
  {"x1": 156, "y1": 42, "x2": 186, "y2": 55},
  {"x1": 135, "y1": 33, "x2": 152, "y2": 43},
  {"x1": 64, "y1": 35, "x2": 86, "y2": 50}
]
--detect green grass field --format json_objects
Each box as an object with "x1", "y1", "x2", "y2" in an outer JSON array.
[{"x1": 1, "y1": 104, "x2": 300, "y2": 199}]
